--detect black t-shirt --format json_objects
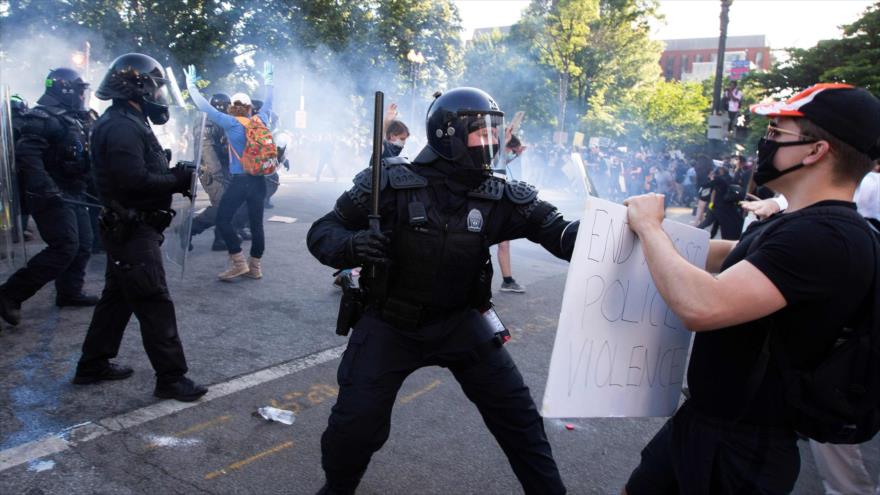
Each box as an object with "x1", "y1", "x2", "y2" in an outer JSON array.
[{"x1": 687, "y1": 200, "x2": 876, "y2": 426}]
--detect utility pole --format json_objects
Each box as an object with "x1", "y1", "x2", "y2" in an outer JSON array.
[
  {"x1": 711, "y1": 0, "x2": 732, "y2": 114},
  {"x1": 707, "y1": 0, "x2": 732, "y2": 153}
]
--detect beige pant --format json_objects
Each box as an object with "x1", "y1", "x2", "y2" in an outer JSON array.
[{"x1": 810, "y1": 440, "x2": 879, "y2": 495}]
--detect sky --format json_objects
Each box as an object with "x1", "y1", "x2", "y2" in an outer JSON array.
[{"x1": 453, "y1": 0, "x2": 876, "y2": 49}]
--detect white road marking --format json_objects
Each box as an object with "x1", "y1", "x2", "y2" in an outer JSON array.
[{"x1": 0, "y1": 345, "x2": 346, "y2": 473}]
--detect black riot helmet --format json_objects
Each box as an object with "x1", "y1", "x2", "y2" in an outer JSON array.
[
  {"x1": 210, "y1": 93, "x2": 231, "y2": 113},
  {"x1": 10, "y1": 94, "x2": 29, "y2": 116},
  {"x1": 425, "y1": 87, "x2": 506, "y2": 172},
  {"x1": 38, "y1": 67, "x2": 89, "y2": 111},
  {"x1": 95, "y1": 53, "x2": 173, "y2": 125}
]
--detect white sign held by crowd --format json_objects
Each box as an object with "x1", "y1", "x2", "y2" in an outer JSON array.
[{"x1": 542, "y1": 197, "x2": 709, "y2": 418}]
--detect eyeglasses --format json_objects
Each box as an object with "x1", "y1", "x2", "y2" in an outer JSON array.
[{"x1": 764, "y1": 124, "x2": 811, "y2": 141}]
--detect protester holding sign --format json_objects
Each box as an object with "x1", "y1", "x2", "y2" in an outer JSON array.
[{"x1": 622, "y1": 84, "x2": 880, "y2": 495}]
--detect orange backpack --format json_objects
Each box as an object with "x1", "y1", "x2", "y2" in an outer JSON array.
[{"x1": 228, "y1": 115, "x2": 278, "y2": 176}]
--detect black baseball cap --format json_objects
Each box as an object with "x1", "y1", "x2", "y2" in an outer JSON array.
[{"x1": 751, "y1": 83, "x2": 880, "y2": 159}]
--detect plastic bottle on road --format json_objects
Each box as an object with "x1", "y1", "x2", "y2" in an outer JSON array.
[{"x1": 257, "y1": 406, "x2": 296, "y2": 425}]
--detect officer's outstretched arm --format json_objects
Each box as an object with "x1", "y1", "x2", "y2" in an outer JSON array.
[
  {"x1": 104, "y1": 122, "x2": 179, "y2": 194},
  {"x1": 502, "y1": 181, "x2": 580, "y2": 261},
  {"x1": 524, "y1": 203, "x2": 579, "y2": 261}
]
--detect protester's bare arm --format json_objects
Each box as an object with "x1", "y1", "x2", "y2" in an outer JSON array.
[
  {"x1": 706, "y1": 240, "x2": 737, "y2": 273},
  {"x1": 740, "y1": 198, "x2": 782, "y2": 219},
  {"x1": 625, "y1": 194, "x2": 786, "y2": 332}
]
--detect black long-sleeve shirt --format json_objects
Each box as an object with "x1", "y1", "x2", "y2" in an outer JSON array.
[{"x1": 91, "y1": 103, "x2": 180, "y2": 211}]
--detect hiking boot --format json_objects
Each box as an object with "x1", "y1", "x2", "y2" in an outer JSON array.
[
  {"x1": 244, "y1": 256, "x2": 262, "y2": 279},
  {"x1": 72, "y1": 363, "x2": 134, "y2": 384},
  {"x1": 500, "y1": 280, "x2": 526, "y2": 293},
  {"x1": 154, "y1": 377, "x2": 208, "y2": 402},
  {"x1": 218, "y1": 252, "x2": 249, "y2": 280},
  {"x1": 56, "y1": 293, "x2": 100, "y2": 307},
  {"x1": 0, "y1": 289, "x2": 21, "y2": 326}
]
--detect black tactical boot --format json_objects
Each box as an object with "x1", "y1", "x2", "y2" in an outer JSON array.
[
  {"x1": 56, "y1": 293, "x2": 100, "y2": 307},
  {"x1": 0, "y1": 288, "x2": 21, "y2": 326},
  {"x1": 72, "y1": 363, "x2": 134, "y2": 384},
  {"x1": 154, "y1": 377, "x2": 208, "y2": 402}
]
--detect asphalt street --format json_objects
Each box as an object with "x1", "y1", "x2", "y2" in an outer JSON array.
[{"x1": 0, "y1": 171, "x2": 877, "y2": 494}]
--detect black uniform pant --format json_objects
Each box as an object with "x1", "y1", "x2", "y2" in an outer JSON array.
[
  {"x1": 321, "y1": 310, "x2": 566, "y2": 494},
  {"x1": 77, "y1": 224, "x2": 188, "y2": 383},
  {"x1": 2, "y1": 195, "x2": 92, "y2": 302}
]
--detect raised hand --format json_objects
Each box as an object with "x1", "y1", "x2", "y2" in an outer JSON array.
[
  {"x1": 262, "y1": 61, "x2": 274, "y2": 86},
  {"x1": 183, "y1": 65, "x2": 200, "y2": 86}
]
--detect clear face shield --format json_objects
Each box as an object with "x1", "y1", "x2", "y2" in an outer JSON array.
[{"x1": 461, "y1": 111, "x2": 507, "y2": 173}]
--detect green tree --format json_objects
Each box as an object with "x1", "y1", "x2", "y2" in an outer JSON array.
[
  {"x1": 374, "y1": 0, "x2": 464, "y2": 95},
  {"x1": 459, "y1": 28, "x2": 556, "y2": 140},
  {"x1": 618, "y1": 80, "x2": 710, "y2": 151},
  {"x1": 745, "y1": 2, "x2": 879, "y2": 96},
  {"x1": 518, "y1": 0, "x2": 599, "y2": 133},
  {"x1": 0, "y1": 0, "x2": 245, "y2": 83},
  {"x1": 576, "y1": 0, "x2": 662, "y2": 139}
]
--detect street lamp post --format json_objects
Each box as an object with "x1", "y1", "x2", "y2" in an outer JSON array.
[
  {"x1": 711, "y1": 0, "x2": 732, "y2": 116},
  {"x1": 406, "y1": 49, "x2": 425, "y2": 125},
  {"x1": 708, "y1": 0, "x2": 733, "y2": 154}
]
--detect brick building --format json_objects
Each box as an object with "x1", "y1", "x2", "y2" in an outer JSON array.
[{"x1": 659, "y1": 34, "x2": 771, "y2": 81}]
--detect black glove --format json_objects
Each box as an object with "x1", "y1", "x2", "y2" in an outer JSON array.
[
  {"x1": 348, "y1": 230, "x2": 391, "y2": 265},
  {"x1": 171, "y1": 166, "x2": 194, "y2": 199}
]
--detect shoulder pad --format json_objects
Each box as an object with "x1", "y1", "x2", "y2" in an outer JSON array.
[
  {"x1": 18, "y1": 109, "x2": 62, "y2": 138},
  {"x1": 25, "y1": 108, "x2": 53, "y2": 120},
  {"x1": 38, "y1": 106, "x2": 66, "y2": 117},
  {"x1": 386, "y1": 161, "x2": 427, "y2": 189},
  {"x1": 468, "y1": 176, "x2": 505, "y2": 200},
  {"x1": 505, "y1": 180, "x2": 539, "y2": 204},
  {"x1": 353, "y1": 166, "x2": 386, "y2": 194}
]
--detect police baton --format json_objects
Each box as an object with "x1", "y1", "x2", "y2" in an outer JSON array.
[
  {"x1": 63, "y1": 198, "x2": 103, "y2": 209},
  {"x1": 367, "y1": 91, "x2": 388, "y2": 302},
  {"x1": 369, "y1": 91, "x2": 384, "y2": 235}
]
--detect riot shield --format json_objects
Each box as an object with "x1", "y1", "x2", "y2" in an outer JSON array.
[
  {"x1": 160, "y1": 106, "x2": 206, "y2": 276},
  {"x1": 0, "y1": 86, "x2": 26, "y2": 275}
]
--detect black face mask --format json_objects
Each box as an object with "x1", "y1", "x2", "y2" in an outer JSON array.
[
  {"x1": 753, "y1": 137, "x2": 817, "y2": 186},
  {"x1": 143, "y1": 100, "x2": 169, "y2": 125},
  {"x1": 467, "y1": 145, "x2": 498, "y2": 170},
  {"x1": 385, "y1": 140, "x2": 403, "y2": 157}
]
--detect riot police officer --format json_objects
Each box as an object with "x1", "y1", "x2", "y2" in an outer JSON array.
[
  {"x1": 307, "y1": 87, "x2": 579, "y2": 494},
  {"x1": 72, "y1": 53, "x2": 207, "y2": 402},
  {"x1": 191, "y1": 92, "x2": 233, "y2": 251},
  {"x1": 0, "y1": 68, "x2": 98, "y2": 326}
]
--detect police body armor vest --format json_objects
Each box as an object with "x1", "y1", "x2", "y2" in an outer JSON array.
[
  {"x1": 354, "y1": 158, "x2": 501, "y2": 311},
  {"x1": 27, "y1": 105, "x2": 91, "y2": 189}
]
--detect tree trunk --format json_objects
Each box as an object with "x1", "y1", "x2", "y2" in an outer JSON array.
[{"x1": 558, "y1": 72, "x2": 569, "y2": 134}]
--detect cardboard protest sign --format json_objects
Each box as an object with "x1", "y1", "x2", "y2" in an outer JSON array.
[{"x1": 542, "y1": 197, "x2": 709, "y2": 418}]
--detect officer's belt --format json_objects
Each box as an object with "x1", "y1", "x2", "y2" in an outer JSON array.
[
  {"x1": 379, "y1": 296, "x2": 461, "y2": 331},
  {"x1": 135, "y1": 209, "x2": 176, "y2": 231},
  {"x1": 105, "y1": 203, "x2": 175, "y2": 232}
]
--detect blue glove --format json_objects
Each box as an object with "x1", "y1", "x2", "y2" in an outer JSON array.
[
  {"x1": 262, "y1": 61, "x2": 274, "y2": 86},
  {"x1": 183, "y1": 65, "x2": 200, "y2": 86}
]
